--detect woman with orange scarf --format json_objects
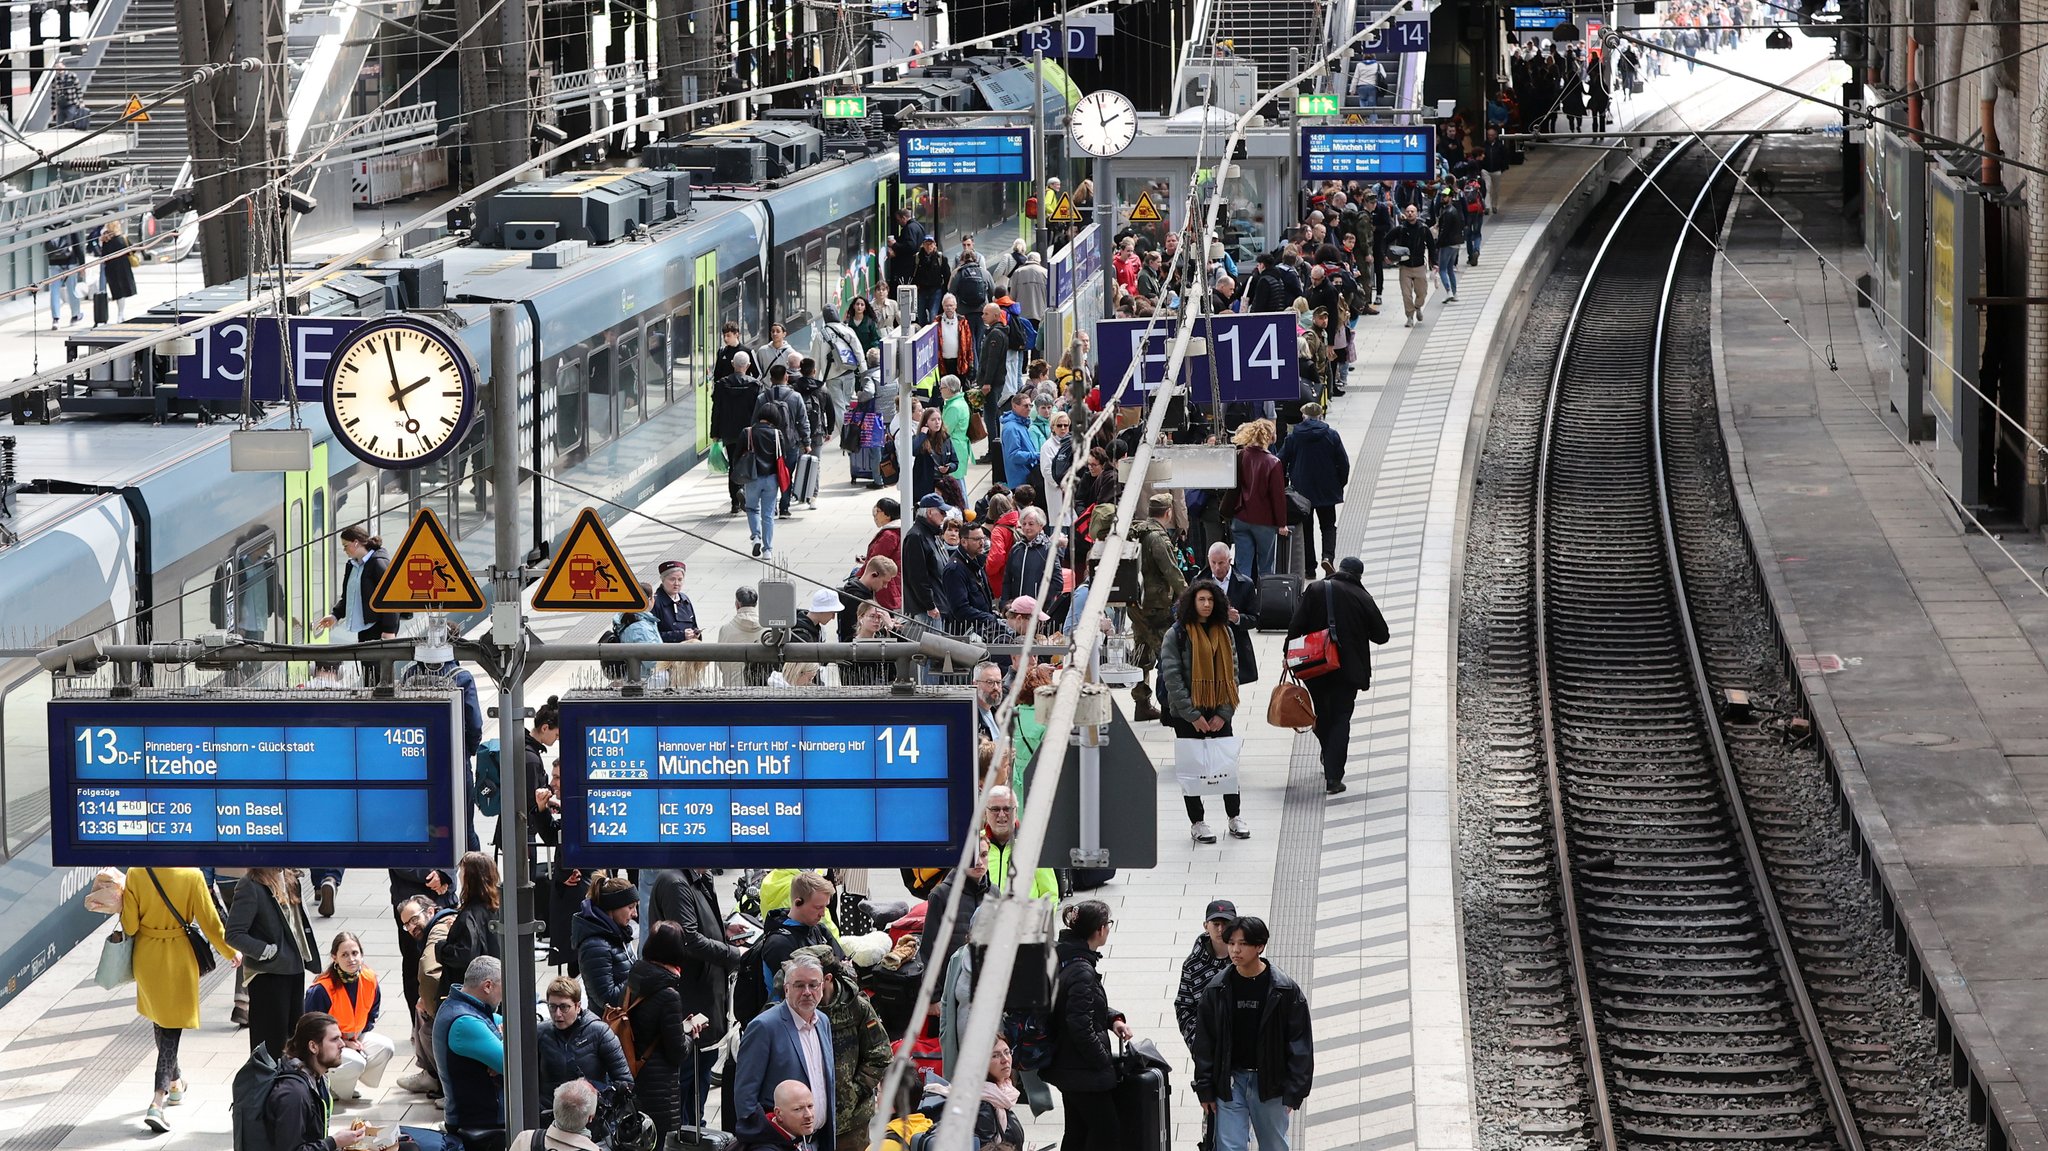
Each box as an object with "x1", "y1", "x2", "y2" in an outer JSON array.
[{"x1": 1159, "y1": 580, "x2": 1246, "y2": 845}]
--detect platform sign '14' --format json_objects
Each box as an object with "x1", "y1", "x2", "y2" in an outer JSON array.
[{"x1": 1093, "y1": 314, "x2": 1300, "y2": 404}]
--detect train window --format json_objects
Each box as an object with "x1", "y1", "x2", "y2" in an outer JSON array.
[
  {"x1": 617, "y1": 331, "x2": 642, "y2": 429},
  {"x1": 309, "y1": 487, "x2": 330, "y2": 640},
  {"x1": 182, "y1": 567, "x2": 221, "y2": 638},
  {"x1": 719, "y1": 281, "x2": 740, "y2": 333},
  {"x1": 670, "y1": 304, "x2": 693, "y2": 399},
  {"x1": 587, "y1": 344, "x2": 616, "y2": 449},
  {"x1": 740, "y1": 268, "x2": 763, "y2": 338},
  {"x1": 2, "y1": 672, "x2": 53, "y2": 856},
  {"x1": 779, "y1": 247, "x2": 804, "y2": 324},
  {"x1": 554, "y1": 355, "x2": 587, "y2": 463},
  {"x1": 807, "y1": 239, "x2": 826, "y2": 320},
  {"x1": 643, "y1": 319, "x2": 670, "y2": 411}
]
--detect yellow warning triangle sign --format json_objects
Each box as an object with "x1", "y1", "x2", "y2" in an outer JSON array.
[
  {"x1": 369, "y1": 507, "x2": 486, "y2": 613},
  {"x1": 1048, "y1": 191, "x2": 1082, "y2": 225},
  {"x1": 1127, "y1": 190, "x2": 1163, "y2": 224},
  {"x1": 123, "y1": 95, "x2": 149, "y2": 123},
  {"x1": 531, "y1": 507, "x2": 649, "y2": 613}
]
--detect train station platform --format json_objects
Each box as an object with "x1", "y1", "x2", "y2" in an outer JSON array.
[
  {"x1": 0, "y1": 45, "x2": 1829, "y2": 1151},
  {"x1": 1716, "y1": 134, "x2": 2048, "y2": 1149}
]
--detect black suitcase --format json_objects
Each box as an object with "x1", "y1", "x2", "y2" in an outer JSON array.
[
  {"x1": 1070, "y1": 867, "x2": 1117, "y2": 890},
  {"x1": 1257, "y1": 573, "x2": 1302, "y2": 632},
  {"x1": 1112, "y1": 1040, "x2": 1173, "y2": 1151}
]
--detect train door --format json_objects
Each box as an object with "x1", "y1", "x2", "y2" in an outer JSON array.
[
  {"x1": 281, "y1": 443, "x2": 333, "y2": 680},
  {"x1": 693, "y1": 251, "x2": 718, "y2": 455}
]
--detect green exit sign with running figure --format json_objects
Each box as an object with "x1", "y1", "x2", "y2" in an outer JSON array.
[
  {"x1": 823, "y1": 96, "x2": 869, "y2": 119},
  {"x1": 1296, "y1": 93, "x2": 1340, "y2": 117}
]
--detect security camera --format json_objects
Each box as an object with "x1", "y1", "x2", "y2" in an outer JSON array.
[{"x1": 37, "y1": 635, "x2": 105, "y2": 676}]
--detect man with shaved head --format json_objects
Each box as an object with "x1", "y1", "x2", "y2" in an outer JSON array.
[{"x1": 739, "y1": 1080, "x2": 819, "y2": 1149}]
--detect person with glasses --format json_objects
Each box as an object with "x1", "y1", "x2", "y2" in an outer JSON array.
[
  {"x1": 1042, "y1": 900, "x2": 1135, "y2": 1151},
  {"x1": 975, "y1": 1036, "x2": 1028, "y2": 1150},
  {"x1": 536, "y1": 977, "x2": 634, "y2": 1141},
  {"x1": 1038, "y1": 409, "x2": 1077, "y2": 530}
]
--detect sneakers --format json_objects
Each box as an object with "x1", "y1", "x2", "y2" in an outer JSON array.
[
  {"x1": 1228, "y1": 816, "x2": 1251, "y2": 839},
  {"x1": 166, "y1": 1080, "x2": 184, "y2": 1105},
  {"x1": 316, "y1": 879, "x2": 335, "y2": 918},
  {"x1": 750, "y1": 538, "x2": 763, "y2": 557},
  {"x1": 1191, "y1": 821, "x2": 1218, "y2": 844},
  {"x1": 1404, "y1": 317, "x2": 1414, "y2": 328},
  {"x1": 1447, "y1": 294, "x2": 1458, "y2": 302},
  {"x1": 397, "y1": 1070, "x2": 439, "y2": 1095},
  {"x1": 144, "y1": 1106, "x2": 168, "y2": 1133}
]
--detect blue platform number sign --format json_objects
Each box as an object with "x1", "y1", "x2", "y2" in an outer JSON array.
[
  {"x1": 1300, "y1": 126, "x2": 1437, "y2": 180},
  {"x1": 48, "y1": 696, "x2": 464, "y2": 868},
  {"x1": 1363, "y1": 16, "x2": 1430, "y2": 54},
  {"x1": 178, "y1": 317, "x2": 368, "y2": 403},
  {"x1": 1093, "y1": 314, "x2": 1301, "y2": 404},
  {"x1": 558, "y1": 696, "x2": 977, "y2": 866},
  {"x1": 899, "y1": 129, "x2": 1032, "y2": 183},
  {"x1": 1018, "y1": 25, "x2": 1098, "y2": 58}
]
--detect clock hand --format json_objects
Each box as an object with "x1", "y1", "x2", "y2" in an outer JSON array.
[
  {"x1": 394, "y1": 375, "x2": 436, "y2": 400},
  {"x1": 382, "y1": 338, "x2": 412, "y2": 414}
]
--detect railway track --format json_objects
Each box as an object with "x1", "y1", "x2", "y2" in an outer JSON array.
[{"x1": 1477, "y1": 70, "x2": 1941, "y2": 1151}]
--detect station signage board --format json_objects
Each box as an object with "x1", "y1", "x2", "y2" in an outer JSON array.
[
  {"x1": 899, "y1": 129, "x2": 1031, "y2": 183},
  {"x1": 557, "y1": 695, "x2": 976, "y2": 866},
  {"x1": 48, "y1": 695, "x2": 464, "y2": 867},
  {"x1": 1361, "y1": 15, "x2": 1430, "y2": 54},
  {"x1": 1095, "y1": 313, "x2": 1302, "y2": 404},
  {"x1": 1300, "y1": 126, "x2": 1437, "y2": 180},
  {"x1": 178, "y1": 317, "x2": 367, "y2": 403},
  {"x1": 1017, "y1": 24, "x2": 1097, "y2": 58},
  {"x1": 1509, "y1": 5, "x2": 1571, "y2": 29},
  {"x1": 821, "y1": 95, "x2": 868, "y2": 119}
]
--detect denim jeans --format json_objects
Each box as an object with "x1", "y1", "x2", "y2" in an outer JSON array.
[
  {"x1": 48, "y1": 270, "x2": 79, "y2": 321},
  {"x1": 1214, "y1": 1070, "x2": 1292, "y2": 1150},
  {"x1": 1232, "y1": 518, "x2": 1280, "y2": 580},
  {"x1": 1435, "y1": 246, "x2": 1459, "y2": 295},
  {"x1": 744, "y1": 473, "x2": 779, "y2": 551}
]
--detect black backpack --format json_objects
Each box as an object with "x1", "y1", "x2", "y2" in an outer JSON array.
[
  {"x1": 45, "y1": 234, "x2": 75, "y2": 265},
  {"x1": 230, "y1": 1046, "x2": 286, "y2": 1151}
]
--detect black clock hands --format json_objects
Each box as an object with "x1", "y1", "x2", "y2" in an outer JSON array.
[
  {"x1": 382, "y1": 336, "x2": 412, "y2": 418},
  {"x1": 392, "y1": 375, "x2": 435, "y2": 432}
]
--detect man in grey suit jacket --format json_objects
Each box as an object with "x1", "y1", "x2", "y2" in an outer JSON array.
[{"x1": 734, "y1": 954, "x2": 837, "y2": 1142}]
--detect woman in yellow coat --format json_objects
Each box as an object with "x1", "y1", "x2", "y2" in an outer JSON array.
[{"x1": 121, "y1": 866, "x2": 237, "y2": 1133}]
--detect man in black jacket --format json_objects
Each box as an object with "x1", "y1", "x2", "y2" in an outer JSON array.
[
  {"x1": 748, "y1": 875, "x2": 844, "y2": 1021},
  {"x1": 713, "y1": 352, "x2": 762, "y2": 514},
  {"x1": 1243, "y1": 253, "x2": 1294, "y2": 314},
  {"x1": 938, "y1": 522, "x2": 1000, "y2": 639},
  {"x1": 1287, "y1": 556, "x2": 1392, "y2": 794},
  {"x1": 255, "y1": 1012, "x2": 373, "y2": 1151},
  {"x1": 834, "y1": 557, "x2": 896, "y2": 641},
  {"x1": 912, "y1": 237, "x2": 951, "y2": 322},
  {"x1": 901, "y1": 494, "x2": 950, "y2": 628},
  {"x1": 647, "y1": 868, "x2": 742, "y2": 1116},
  {"x1": 1191, "y1": 916, "x2": 1313, "y2": 1151},
  {"x1": 1388, "y1": 203, "x2": 1436, "y2": 328}
]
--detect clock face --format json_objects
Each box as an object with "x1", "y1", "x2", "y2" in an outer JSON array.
[
  {"x1": 323, "y1": 318, "x2": 478, "y2": 469},
  {"x1": 1071, "y1": 90, "x2": 1138, "y2": 158}
]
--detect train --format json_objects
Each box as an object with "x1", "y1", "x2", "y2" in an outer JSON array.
[{"x1": 0, "y1": 52, "x2": 1052, "y2": 1008}]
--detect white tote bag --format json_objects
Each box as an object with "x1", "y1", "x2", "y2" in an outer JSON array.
[{"x1": 1173, "y1": 735, "x2": 1243, "y2": 796}]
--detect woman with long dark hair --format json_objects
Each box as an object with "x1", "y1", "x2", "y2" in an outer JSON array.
[
  {"x1": 437, "y1": 851, "x2": 503, "y2": 990},
  {"x1": 1159, "y1": 581, "x2": 1245, "y2": 844},
  {"x1": 911, "y1": 406, "x2": 958, "y2": 501},
  {"x1": 1042, "y1": 900, "x2": 1134, "y2": 1151},
  {"x1": 627, "y1": 921, "x2": 707, "y2": 1139},
  {"x1": 224, "y1": 867, "x2": 319, "y2": 1059}
]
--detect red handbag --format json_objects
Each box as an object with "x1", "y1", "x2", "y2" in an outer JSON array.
[{"x1": 1285, "y1": 580, "x2": 1343, "y2": 680}]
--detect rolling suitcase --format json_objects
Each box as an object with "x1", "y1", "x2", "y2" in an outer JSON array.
[
  {"x1": 1257, "y1": 531, "x2": 1306, "y2": 633},
  {"x1": 789, "y1": 453, "x2": 821, "y2": 506},
  {"x1": 1111, "y1": 1039, "x2": 1173, "y2": 1151}
]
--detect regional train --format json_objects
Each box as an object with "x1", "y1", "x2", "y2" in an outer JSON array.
[{"x1": 0, "y1": 52, "x2": 1046, "y2": 1007}]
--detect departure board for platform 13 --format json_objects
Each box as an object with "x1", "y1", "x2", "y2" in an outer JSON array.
[
  {"x1": 558, "y1": 696, "x2": 976, "y2": 867},
  {"x1": 48, "y1": 696, "x2": 464, "y2": 868},
  {"x1": 898, "y1": 129, "x2": 1032, "y2": 183}
]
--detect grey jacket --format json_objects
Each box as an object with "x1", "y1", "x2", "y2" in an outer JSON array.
[
  {"x1": 1158, "y1": 621, "x2": 1238, "y2": 726},
  {"x1": 224, "y1": 875, "x2": 320, "y2": 977}
]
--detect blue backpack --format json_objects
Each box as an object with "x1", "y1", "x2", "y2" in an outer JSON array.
[{"x1": 1006, "y1": 302, "x2": 1039, "y2": 351}]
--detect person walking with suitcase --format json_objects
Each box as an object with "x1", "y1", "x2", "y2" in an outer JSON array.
[
  {"x1": 1192, "y1": 916, "x2": 1315, "y2": 1150},
  {"x1": 1043, "y1": 900, "x2": 1135, "y2": 1151},
  {"x1": 1286, "y1": 557, "x2": 1392, "y2": 795}
]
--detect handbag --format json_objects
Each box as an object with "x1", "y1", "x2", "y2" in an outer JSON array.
[
  {"x1": 1286, "y1": 487, "x2": 1313, "y2": 525},
  {"x1": 1284, "y1": 580, "x2": 1343, "y2": 680},
  {"x1": 1267, "y1": 671, "x2": 1318, "y2": 731},
  {"x1": 95, "y1": 929, "x2": 135, "y2": 990},
  {"x1": 145, "y1": 868, "x2": 217, "y2": 976},
  {"x1": 1173, "y1": 735, "x2": 1242, "y2": 796},
  {"x1": 1233, "y1": 621, "x2": 1260, "y2": 684},
  {"x1": 967, "y1": 408, "x2": 987, "y2": 441}
]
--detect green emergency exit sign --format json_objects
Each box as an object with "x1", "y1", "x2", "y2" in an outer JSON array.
[
  {"x1": 822, "y1": 95, "x2": 869, "y2": 119},
  {"x1": 1295, "y1": 93, "x2": 1339, "y2": 117}
]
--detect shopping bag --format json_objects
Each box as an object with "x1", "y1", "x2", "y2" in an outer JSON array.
[
  {"x1": 96, "y1": 929, "x2": 134, "y2": 990},
  {"x1": 708, "y1": 440, "x2": 728, "y2": 474},
  {"x1": 1173, "y1": 736, "x2": 1241, "y2": 796}
]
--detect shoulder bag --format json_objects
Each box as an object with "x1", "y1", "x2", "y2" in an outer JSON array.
[
  {"x1": 1284, "y1": 580, "x2": 1343, "y2": 680},
  {"x1": 145, "y1": 868, "x2": 218, "y2": 975},
  {"x1": 95, "y1": 927, "x2": 135, "y2": 990}
]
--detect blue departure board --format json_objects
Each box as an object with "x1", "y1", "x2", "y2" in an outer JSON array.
[
  {"x1": 1510, "y1": 5, "x2": 1570, "y2": 29},
  {"x1": 558, "y1": 696, "x2": 977, "y2": 866},
  {"x1": 1301, "y1": 127, "x2": 1438, "y2": 180},
  {"x1": 898, "y1": 129, "x2": 1031, "y2": 183},
  {"x1": 48, "y1": 696, "x2": 464, "y2": 868}
]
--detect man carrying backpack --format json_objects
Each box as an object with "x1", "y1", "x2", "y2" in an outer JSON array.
[
  {"x1": 236, "y1": 1012, "x2": 374, "y2": 1151},
  {"x1": 45, "y1": 231, "x2": 84, "y2": 326},
  {"x1": 738, "y1": 873, "x2": 843, "y2": 1027}
]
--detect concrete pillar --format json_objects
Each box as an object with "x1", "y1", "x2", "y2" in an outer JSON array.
[{"x1": 2024, "y1": 0, "x2": 2048, "y2": 524}]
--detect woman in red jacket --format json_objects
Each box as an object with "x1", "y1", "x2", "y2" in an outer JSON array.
[
  {"x1": 1228, "y1": 419, "x2": 1290, "y2": 579},
  {"x1": 862, "y1": 498, "x2": 904, "y2": 610}
]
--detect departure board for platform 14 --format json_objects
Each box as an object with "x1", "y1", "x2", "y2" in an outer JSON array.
[
  {"x1": 48, "y1": 696, "x2": 464, "y2": 868},
  {"x1": 1300, "y1": 127, "x2": 1438, "y2": 181},
  {"x1": 898, "y1": 129, "x2": 1032, "y2": 183},
  {"x1": 558, "y1": 696, "x2": 977, "y2": 867}
]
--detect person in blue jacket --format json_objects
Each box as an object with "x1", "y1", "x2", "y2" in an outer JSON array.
[
  {"x1": 1276, "y1": 402, "x2": 1351, "y2": 576},
  {"x1": 433, "y1": 955, "x2": 507, "y2": 1142},
  {"x1": 1001, "y1": 390, "x2": 1041, "y2": 495},
  {"x1": 649, "y1": 560, "x2": 699, "y2": 642}
]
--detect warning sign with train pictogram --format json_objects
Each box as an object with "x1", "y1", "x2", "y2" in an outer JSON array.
[
  {"x1": 531, "y1": 507, "x2": 648, "y2": 612},
  {"x1": 370, "y1": 507, "x2": 486, "y2": 613}
]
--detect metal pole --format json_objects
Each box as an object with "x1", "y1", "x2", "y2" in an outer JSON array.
[
  {"x1": 1077, "y1": 721, "x2": 1104, "y2": 865},
  {"x1": 1098, "y1": 157, "x2": 1114, "y2": 320},
  {"x1": 1289, "y1": 47, "x2": 1303, "y2": 225},
  {"x1": 489, "y1": 303, "x2": 540, "y2": 1134},
  {"x1": 1032, "y1": 47, "x2": 1045, "y2": 257},
  {"x1": 894, "y1": 283, "x2": 918, "y2": 592}
]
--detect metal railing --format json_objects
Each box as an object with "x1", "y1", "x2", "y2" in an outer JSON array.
[
  {"x1": 300, "y1": 100, "x2": 441, "y2": 166},
  {"x1": 0, "y1": 171, "x2": 156, "y2": 261},
  {"x1": 545, "y1": 61, "x2": 648, "y2": 114}
]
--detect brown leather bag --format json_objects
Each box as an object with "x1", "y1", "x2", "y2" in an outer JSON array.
[{"x1": 1267, "y1": 672, "x2": 1317, "y2": 731}]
